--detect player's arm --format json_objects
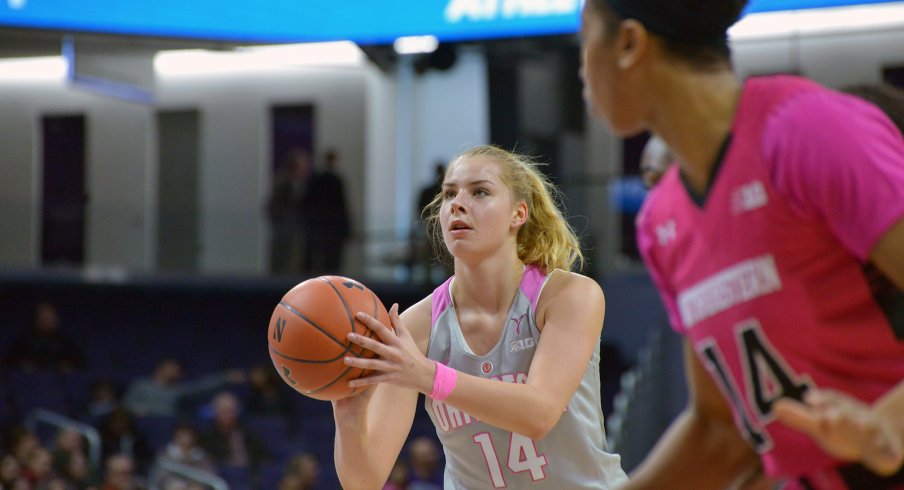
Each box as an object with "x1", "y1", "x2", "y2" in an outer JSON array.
[
  {"x1": 870, "y1": 215, "x2": 904, "y2": 465},
  {"x1": 871, "y1": 215, "x2": 904, "y2": 291},
  {"x1": 349, "y1": 271, "x2": 606, "y2": 439},
  {"x1": 620, "y1": 339, "x2": 762, "y2": 490},
  {"x1": 332, "y1": 299, "x2": 431, "y2": 490},
  {"x1": 443, "y1": 271, "x2": 607, "y2": 439}
]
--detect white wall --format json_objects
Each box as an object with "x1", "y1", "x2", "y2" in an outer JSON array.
[
  {"x1": 0, "y1": 47, "x2": 490, "y2": 279},
  {"x1": 733, "y1": 27, "x2": 904, "y2": 87},
  {"x1": 0, "y1": 23, "x2": 901, "y2": 278}
]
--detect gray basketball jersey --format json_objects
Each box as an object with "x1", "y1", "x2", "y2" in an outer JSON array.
[{"x1": 425, "y1": 266, "x2": 628, "y2": 489}]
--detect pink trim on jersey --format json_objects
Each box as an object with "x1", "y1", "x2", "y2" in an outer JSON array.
[
  {"x1": 430, "y1": 265, "x2": 547, "y2": 327},
  {"x1": 521, "y1": 265, "x2": 546, "y2": 310},
  {"x1": 762, "y1": 86, "x2": 904, "y2": 261},
  {"x1": 431, "y1": 275, "x2": 455, "y2": 327}
]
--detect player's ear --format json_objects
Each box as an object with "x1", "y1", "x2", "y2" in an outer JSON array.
[
  {"x1": 615, "y1": 19, "x2": 650, "y2": 70},
  {"x1": 511, "y1": 201, "x2": 528, "y2": 228}
]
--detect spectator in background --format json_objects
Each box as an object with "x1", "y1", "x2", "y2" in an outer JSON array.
[
  {"x1": 20, "y1": 446, "x2": 55, "y2": 488},
  {"x1": 7, "y1": 427, "x2": 40, "y2": 467},
  {"x1": 149, "y1": 422, "x2": 214, "y2": 490},
  {"x1": 278, "y1": 452, "x2": 320, "y2": 490},
  {"x1": 3, "y1": 301, "x2": 86, "y2": 372},
  {"x1": 382, "y1": 458, "x2": 409, "y2": 490},
  {"x1": 199, "y1": 392, "x2": 267, "y2": 474},
  {"x1": 98, "y1": 407, "x2": 153, "y2": 475},
  {"x1": 50, "y1": 427, "x2": 86, "y2": 476},
  {"x1": 267, "y1": 148, "x2": 311, "y2": 275},
  {"x1": 100, "y1": 454, "x2": 143, "y2": 490},
  {"x1": 56, "y1": 450, "x2": 95, "y2": 490},
  {"x1": 122, "y1": 359, "x2": 245, "y2": 418},
  {"x1": 301, "y1": 149, "x2": 350, "y2": 274},
  {"x1": 87, "y1": 379, "x2": 121, "y2": 424},
  {"x1": 245, "y1": 364, "x2": 296, "y2": 433},
  {"x1": 406, "y1": 436, "x2": 442, "y2": 490},
  {"x1": 0, "y1": 453, "x2": 26, "y2": 489},
  {"x1": 409, "y1": 163, "x2": 450, "y2": 286},
  {"x1": 639, "y1": 134, "x2": 674, "y2": 190}
]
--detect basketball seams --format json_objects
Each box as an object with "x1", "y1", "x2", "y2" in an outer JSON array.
[
  {"x1": 269, "y1": 276, "x2": 388, "y2": 400},
  {"x1": 321, "y1": 276, "x2": 358, "y2": 334},
  {"x1": 277, "y1": 300, "x2": 349, "y2": 352}
]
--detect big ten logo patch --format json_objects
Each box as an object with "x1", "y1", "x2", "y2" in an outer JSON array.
[{"x1": 509, "y1": 337, "x2": 535, "y2": 353}]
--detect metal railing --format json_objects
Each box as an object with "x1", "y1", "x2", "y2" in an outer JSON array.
[
  {"x1": 152, "y1": 459, "x2": 228, "y2": 490},
  {"x1": 25, "y1": 408, "x2": 102, "y2": 474}
]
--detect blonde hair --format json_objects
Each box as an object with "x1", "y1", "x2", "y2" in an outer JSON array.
[{"x1": 423, "y1": 145, "x2": 584, "y2": 272}]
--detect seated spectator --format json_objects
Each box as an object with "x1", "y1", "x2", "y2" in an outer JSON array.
[
  {"x1": 123, "y1": 359, "x2": 245, "y2": 418},
  {"x1": 99, "y1": 407, "x2": 153, "y2": 475},
  {"x1": 100, "y1": 453, "x2": 145, "y2": 490},
  {"x1": 51, "y1": 426, "x2": 86, "y2": 473},
  {"x1": 406, "y1": 436, "x2": 442, "y2": 490},
  {"x1": 3, "y1": 301, "x2": 86, "y2": 372},
  {"x1": 0, "y1": 453, "x2": 25, "y2": 489},
  {"x1": 149, "y1": 422, "x2": 214, "y2": 490},
  {"x1": 21, "y1": 446, "x2": 55, "y2": 488},
  {"x1": 279, "y1": 452, "x2": 321, "y2": 490},
  {"x1": 199, "y1": 392, "x2": 267, "y2": 472},
  {"x1": 382, "y1": 458, "x2": 409, "y2": 490},
  {"x1": 7, "y1": 427, "x2": 40, "y2": 466},
  {"x1": 245, "y1": 364, "x2": 296, "y2": 429},
  {"x1": 87, "y1": 379, "x2": 121, "y2": 424},
  {"x1": 57, "y1": 450, "x2": 95, "y2": 490}
]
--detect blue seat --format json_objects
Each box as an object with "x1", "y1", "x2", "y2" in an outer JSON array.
[
  {"x1": 216, "y1": 465, "x2": 252, "y2": 490},
  {"x1": 257, "y1": 461, "x2": 286, "y2": 489},
  {"x1": 135, "y1": 415, "x2": 177, "y2": 454},
  {"x1": 8, "y1": 369, "x2": 69, "y2": 417}
]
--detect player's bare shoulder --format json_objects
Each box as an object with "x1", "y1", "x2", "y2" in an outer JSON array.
[{"x1": 536, "y1": 269, "x2": 605, "y2": 331}]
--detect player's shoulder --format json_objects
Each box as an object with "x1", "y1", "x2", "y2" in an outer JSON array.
[
  {"x1": 402, "y1": 295, "x2": 434, "y2": 325},
  {"x1": 754, "y1": 76, "x2": 869, "y2": 134},
  {"x1": 539, "y1": 269, "x2": 604, "y2": 310},
  {"x1": 636, "y1": 171, "x2": 681, "y2": 228}
]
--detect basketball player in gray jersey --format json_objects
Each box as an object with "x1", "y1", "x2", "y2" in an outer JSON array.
[{"x1": 333, "y1": 145, "x2": 628, "y2": 489}]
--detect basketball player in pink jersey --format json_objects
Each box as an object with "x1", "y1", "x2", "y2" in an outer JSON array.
[
  {"x1": 332, "y1": 146, "x2": 628, "y2": 489},
  {"x1": 579, "y1": 0, "x2": 904, "y2": 489}
]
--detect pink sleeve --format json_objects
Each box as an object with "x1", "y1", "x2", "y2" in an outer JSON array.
[
  {"x1": 763, "y1": 90, "x2": 904, "y2": 261},
  {"x1": 636, "y1": 199, "x2": 686, "y2": 334}
]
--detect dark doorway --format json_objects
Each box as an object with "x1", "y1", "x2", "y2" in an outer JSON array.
[
  {"x1": 157, "y1": 110, "x2": 200, "y2": 272},
  {"x1": 271, "y1": 104, "x2": 315, "y2": 174},
  {"x1": 267, "y1": 104, "x2": 315, "y2": 275},
  {"x1": 41, "y1": 114, "x2": 87, "y2": 266}
]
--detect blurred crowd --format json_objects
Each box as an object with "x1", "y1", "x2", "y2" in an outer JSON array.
[{"x1": 1, "y1": 301, "x2": 443, "y2": 490}]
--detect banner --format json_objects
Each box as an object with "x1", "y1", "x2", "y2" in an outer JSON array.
[{"x1": 0, "y1": 0, "x2": 899, "y2": 44}]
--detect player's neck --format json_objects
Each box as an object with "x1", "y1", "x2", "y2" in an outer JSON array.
[
  {"x1": 652, "y1": 70, "x2": 741, "y2": 195},
  {"x1": 452, "y1": 256, "x2": 525, "y2": 314}
]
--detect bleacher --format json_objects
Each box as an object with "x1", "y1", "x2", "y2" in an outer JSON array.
[{"x1": 0, "y1": 269, "x2": 432, "y2": 490}]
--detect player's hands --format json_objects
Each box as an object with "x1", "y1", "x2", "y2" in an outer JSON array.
[
  {"x1": 344, "y1": 304, "x2": 436, "y2": 395},
  {"x1": 331, "y1": 384, "x2": 376, "y2": 427},
  {"x1": 773, "y1": 389, "x2": 904, "y2": 476}
]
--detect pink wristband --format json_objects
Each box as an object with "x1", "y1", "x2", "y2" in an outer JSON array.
[{"x1": 428, "y1": 361, "x2": 457, "y2": 401}]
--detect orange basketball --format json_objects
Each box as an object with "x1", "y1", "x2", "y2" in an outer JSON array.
[{"x1": 267, "y1": 275, "x2": 391, "y2": 401}]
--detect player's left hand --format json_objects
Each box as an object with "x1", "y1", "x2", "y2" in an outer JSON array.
[
  {"x1": 344, "y1": 304, "x2": 436, "y2": 394},
  {"x1": 773, "y1": 389, "x2": 904, "y2": 476}
]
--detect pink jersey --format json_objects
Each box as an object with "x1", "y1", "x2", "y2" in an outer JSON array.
[{"x1": 637, "y1": 75, "x2": 904, "y2": 487}]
